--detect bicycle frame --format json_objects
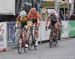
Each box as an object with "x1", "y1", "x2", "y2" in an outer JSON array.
[
  {"x1": 49, "y1": 26, "x2": 58, "y2": 48},
  {"x1": 17, "y1": 28, "x2": 27, "y2": 54},
  {"x1": 28, "y1": 24, "x2": 38, "y2": 50}
]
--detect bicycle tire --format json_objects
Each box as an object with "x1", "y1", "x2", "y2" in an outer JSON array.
[
  {"x1": 17, "y1": 31, "x2": 27, "y2": 54},
  {"x1": 28, "y1": 33, "x2": 33, "y2": 51},
  {"x1": 28, "y1": 29, "x2": 37, "y2": 50},
  {"x1": 18, "y1": 38, "x2": 22, "y2": 54},
  {"x1": 49, "y1": 31, "x2": 54, "y2": 48},
  {"x1": 22, "y1": 31, "x2": 27, "y2": 53},
  {"x1": 54, "y1": 34, "x2": 58, "y2": 47}
]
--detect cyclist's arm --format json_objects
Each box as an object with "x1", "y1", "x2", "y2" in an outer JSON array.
[
  {"x1": 55, "y1": 15, "x2": 60, "y2": 24},
  {"x1": 37, "y1": 12, "x2": 40, "y2": 27},
  {"x1": 57, "y1": 16, "x2": 61, "y2": 26},
  {"x1": 46, "y1": 16, "x2": 51, "y2": 27},
  {"x1": 27, "y1": 13, "x2": 33, "y2": 27},
  {"x1": 55, "y1": 17, "x2": 61, "y2": 30},
  {"x1": 37, "y1": 17, "x2": 40, "y2": 27},
  {"x1": 27, "y1": 12, "x2": 31, "y2": 20},
  {"x1": 15, "y1": 16, "x2": 21, "y2": 27}
]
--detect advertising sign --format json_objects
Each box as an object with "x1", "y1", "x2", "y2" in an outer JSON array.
[
  {"x1": 7, "y1": 22, "x2": 16, "y2": 46},
  {"x1": 40, "y1": 21, "x2": 51, "y2": 41},
  {"x1": 69, "y1": 21, "x2": 75, "y2": 37},
  {"x1": 61, "y1": 21, "x2": 69, "y2": 38},
  {"x1": 0, "y1": 22, "x2": 7, "y2": 50}
]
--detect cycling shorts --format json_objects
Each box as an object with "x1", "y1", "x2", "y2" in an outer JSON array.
[
  {"x1": 21, "y1": 21, "x2": 27, "y2": 28},
  {"x1": 31, "y1": 18, "x2": 37, "y2": 25},
  {"x1": 51, "y1": 21, "x2": 57, "y2": 26}
]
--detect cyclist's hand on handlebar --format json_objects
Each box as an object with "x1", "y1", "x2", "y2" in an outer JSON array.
[
  {"x1": 29, "y1": 21, "x2": 33, "y2": 27},
  {"x1": 13, "y1": 26, "x2": 16, "y2": 32},
  {"x1": 45, "y1": 26, "x2": 48, "y2": 31}
]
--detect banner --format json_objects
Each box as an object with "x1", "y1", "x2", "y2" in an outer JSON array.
[
  {"x1": 69, "y1": 20, "x2": 75, "y2": 37},
  {"x1": 7, "y1": 22, "x2": 16, "y2": 47},
  {"x1": 61, "y1": 21, "x2": 69, "y2": 38},
  {"x1": 0, "y1": 22, "x2": 7, "y2": 49},
  {"x1": 40, "y1": 21, "x2": 51, "y2": 41}
]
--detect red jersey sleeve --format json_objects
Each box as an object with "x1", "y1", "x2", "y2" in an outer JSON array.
[
  {"x1": 17, "y1": 16, "x2": 20, "y2": 19},
  {"x1": 36, "y1": 12, "x2": 40, "y2": 18},
  {"x1": 16, "y1": 16, "x2": 21, "y2": 21},
  {"x1": 27, "y1": 12, "x2": 32, "y2": 20}
]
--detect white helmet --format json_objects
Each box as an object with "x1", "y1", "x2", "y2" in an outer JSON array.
[
  {"x1": 51, "y1": 10, "x2": 55, "y2": 15},
  {"x1": 19, "y1": 10, "x2": 27, "y2": 17}
]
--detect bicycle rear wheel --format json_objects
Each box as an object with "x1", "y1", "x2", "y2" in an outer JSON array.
[
  {"x1": 28, "y1": 32, "x2": 33, "y2": 50},
  {"x1": 54, "y1": 34, "x2": 58, "y2": 47},
  {"x1": 18, "y1": 38, "x2": 22, "y2": 54},
  {"x1": 28, "y1": 31, "x2": 37, "y2": 50},
  {"x1": 18, "y1": 39, "x2": 26, "y2": 54},
  {"x1": 49, "y1": 32, "x2": 54, "y2": 48}
]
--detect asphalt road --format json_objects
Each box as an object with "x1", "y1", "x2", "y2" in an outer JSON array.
[{"x1": 0, "y1": 38, "x2": 75, "y2": 59}]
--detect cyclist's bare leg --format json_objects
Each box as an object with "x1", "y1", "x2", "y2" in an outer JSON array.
[
  {"x1": 32, "y1": 22, "x2": 39, "y2": 46},
  {"x1": 35, "y1": 31, "x2": 39, "y2": 46},
  {"x1": 21, "y1": 25, "x2": 28, "y2": 48}
]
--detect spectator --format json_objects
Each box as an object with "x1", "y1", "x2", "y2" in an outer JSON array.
[
  {"x1": 70, "y1": 11, "x2": 75, "y2": 20},
  {"x1": 59, "y1": 10, "x2": 64, "y2": 20},
  {"x1": 65, "y1": 10, "x2": 70, "y2": 21}
]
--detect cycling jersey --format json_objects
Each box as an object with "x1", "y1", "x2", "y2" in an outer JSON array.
[
  {"x1": 17, "y1": 16, "x2": 28, "y2": 28},
  {"x1": 48, "y1": 14, "x2": 58, "y2": 26},
  {"x1": 17, "y1": 16, "x2": 28, "y2": 22},
  {"x1": 28, "y1": 12, "x2": 40, "y2": 19},
  {"x1": 27, "y1": 12, "x2": 40, "y2": 25}
]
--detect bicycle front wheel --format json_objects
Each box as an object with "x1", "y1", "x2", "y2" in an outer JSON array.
[
  {"x1": 18, "y1": 39, "x2": 26, "y2": 54},
  {"x1": 49, "y1": 32, "x2": 54, "y2": 48},
  {"x1": 18, "y1": 39, "x2": 22, "y2": 54}
]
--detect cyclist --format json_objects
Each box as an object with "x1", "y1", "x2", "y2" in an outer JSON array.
[
  {"x1": 27, "y1": 8, "x2": 40, "y2": 46},
  {"x1": 45, "y1": 10, "x2": 60, "y2": 41},
  {"x1": 16, "y1": 10, "x2": 28, "y2": 47}
]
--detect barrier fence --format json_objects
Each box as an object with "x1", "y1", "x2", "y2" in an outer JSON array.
[
  {"x1": 0, "y1": 22, "x2": 7, "y2": 51},
  {"x1": 0, "y1": 21, "x2": 75, "y2": 50},
  {"x1": 69, "y1": 21, "x2": 75, "y2": 37}
]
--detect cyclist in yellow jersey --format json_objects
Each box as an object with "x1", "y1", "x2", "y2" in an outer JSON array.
[
  {"x1": 16, "y1": 10, "x2": 28, "y2": 47},
  {"x1": 16, "y1": 10, "x2": 28, "y2": 30}
]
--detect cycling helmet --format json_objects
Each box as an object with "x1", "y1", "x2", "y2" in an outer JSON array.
[
  {"x1": 48, "y1": 10, "x2": 55, "y2": 17},
  {"x1": 30, "y1": 8, "x2": 36, "y2": 12},
  {"x1": 19, "y1": 10, "x2": 27, "y2": 17},
  {"x1": 51, "y1": 10, "x2": 55, "y2": 15}
]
